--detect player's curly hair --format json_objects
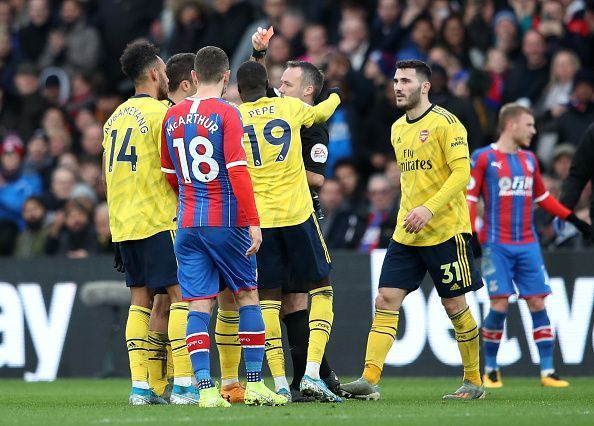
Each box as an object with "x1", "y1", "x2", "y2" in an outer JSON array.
[{"x1": 120, "y1": 40, "x2": 160, "y2": 82}]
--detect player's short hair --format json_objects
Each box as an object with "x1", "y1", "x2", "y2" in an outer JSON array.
[
  {"x1": 120, "y1": 40, "x2": 160, "y2": 82},
  {"x1": 498, "y1": 103, "x2": 533, "y2": 132},
  {"x1": 395, "y1": 59, "x2": 432, "y2": 82},
  {"x1": 286, "y1": 60, "x2": 324, "y2": 99},
  {"x1": 166, "y1": 52, "x2": 196, "y2": 92},
  {"x1": 236, "y1": 61, "x2": 268, "y2": 93},
  {"x1": 194, "y1": 46, "x2": 228, "y2": 84}
]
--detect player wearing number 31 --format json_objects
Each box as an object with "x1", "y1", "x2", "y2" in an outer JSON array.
[{"x1": 340, "y1": 60, "x2": 485, "y2": 401}]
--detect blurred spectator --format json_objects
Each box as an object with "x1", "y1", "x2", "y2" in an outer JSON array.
[
  {"x1": 79, "y1": 157, "x2": 103, "y2": 201},
  {"x1": 38, "y1": 0, "x2": 101, "y2": 73},
  {"x1": 0, "y1": 28, "x2": 21, "y2": 92},
  {"x1": 23, "y1": 129, "x2": 53, "y2": 189},
  {"x1": 503, "y1": 30, "x2": 549, "y2": 106},
  {"x1": 45, "y1": 196, "x2": 97, "y2": 257},
  {"x1": 334, "y1": 158, "x2": 364, "y2": 212},
  {"x1": 492, "y1": 10, "x2": 521, "y2": 61},
  {"x1": 13, "y1": 195, "x2": 49, "y2": 257},
  {"x1": 370, "y1": 0, "x2": 402, "y2": 53},
  {"x1": 168, "y1": 0, "x2": 209, "y2": 55},
  {"x1": 429, "y1": 64, "x2": 482, "y2": 151},
  {"x1": 464, "y1": 0, "x2": 495, "y2": 55},
  {"x1": 41, "y1": 166, "x2": 75, "y2": 212},
  {"x1": 565, "y1": 0, "x2": 594, "y2": 67},
  {"x1": 94, "y1": 201, "x2": 112, "y2": 253},
  {"x1": 0, "y1": 134, "x2": 42, "y2": 229},
  {"x1": 10, "y1": 63, "x2": 50, "y2": 142},
  {"x1": 510, "y1": 0, "x2": 538, "y2": 35},
  {"x1": 67, "y1": 72, "x2": 96, "y2": 119},
  {"x1": 319, "y1": 177, "x2": 362, "y2": 250},
  {"x1": 534, "y1": 49, "x2": 580, "y2": 123},
  {"x1": 551, "y1": 143, "x2": 575, "y2": 180},
  {"x1": 399, "y1": 0, "x2": 431, "y2": 33},
  {"x1": 203, "y1": 0, "x2": 254, "y2": 58},
  {"x1": 299, "y1": 23, "x2": 331, "y2": 68},
  {"x1": 396, "y1": 17, "x2": 435, "y2": 62},
  {"x1": 537, "y1": 0, "x2": 567, "y2": 52},
  {"x1": 80, "y1": 122, "x2": 103, "y2": 161},
  {"x1": 278, "y1": 7, "x2": 305, "y2": 58},
  {"x1": 338, "y1": 16, "x2": 371, "y2": 72},
  {"x1": 266, "y1": 34, "x2": 291, "y2": 68},
  {"x1": 357, "y1": 174, "x2": 398, "y2": 253},
  {"x1": 230, "y1": 0, "x2": 287, "y2": 77},
  {"x1": 429, "y1": 0, "x2": 452, "y2": 33},
  {"x1": 440, "y1": 14, "x2": 471, "y2": 68},
  {"x1": 18, "y1": 0, "x2": 52, "y2": 64}
]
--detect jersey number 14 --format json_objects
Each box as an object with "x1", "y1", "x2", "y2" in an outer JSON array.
[{"x1": 108, "y1": 128, "x2": 138, "y2": 172}]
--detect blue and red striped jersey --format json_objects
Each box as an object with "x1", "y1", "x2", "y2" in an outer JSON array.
[
  {"x1": 161, "y1": 97, "x2": 249, "y2": 228},
  {"x1": 467, "y1": 144, "x2": 549, "y2": 244}
]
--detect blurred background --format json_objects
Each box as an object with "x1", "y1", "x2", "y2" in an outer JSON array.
[{"x1": 1, "y1": 0, "x2": 593, "y2": 258}]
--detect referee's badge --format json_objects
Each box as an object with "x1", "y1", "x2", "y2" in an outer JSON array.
[{"x1": 419, "y1": 129, "x2": 429, "y2": 142}]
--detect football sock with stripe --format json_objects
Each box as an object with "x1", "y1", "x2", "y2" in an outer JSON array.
[
  {"x1": 362, "y1": 309, "x2": 399, "y2": 385},
  {"x1": 166, "y1": 341, "x2": 174, "y2": 381},
  {"x1": 283, "y1": 310, "x2": 334, "y2": 387},
  {"x1": 215, "y1": 310, "x2": 241, "y2": 386},
  {"x1": 186, "y1": 311, "x2": 214, "y2": 389},
  {"x1": 238, "y1": 305, "x2": 266, "y2": 382},
  {"x1": 450, "y1": 306, "x2": 481, "y2": 387},
  {"x1": 147, "y1": 330, "x2": 169, "y2": 395},
  {"x1": 306, "y1": 286, "x2": 334, "y2": 380},
  {"x1": 169, "y1": 302, "x2": 193, "y2": 387},
  {"x1": 531, "y1": 309, "x2": 554, "y2": 375},
  {"x1": 126, "y1": 305, "x2": 151, "y2": 387},
  {"x1": 482, "y1": 309, "x2": 506, "y2": 372},
  {"x1": 260, "y1": 300, "x2": 287, "y2": 388}
]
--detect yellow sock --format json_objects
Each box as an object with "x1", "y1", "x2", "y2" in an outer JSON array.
[
  {"x1": 215, "y1": 310, "x2": 241, "y2": 382},
  {"x1": 261, "y1": 300, "x2": 285, "y2": 378},
  {"x1": 307, "y1": 286, "x2": 334, "y2": 364},
  {"x1": 362, "y1": 309, "x2": 399, "y2": 385},
  {"x1": 147, "y1": 330, "x2": 168, "y2": 395},
  {"x1": 166, "y1": 341, "x2": 173, "y2": 380},
  {"x1": 126, "y1": 305, "x2": 151, "y2": 382},
  {"x1": 168, "y1": 302, "x2": 193, "y2": 379},
  {"x1": 450, "y1": 306, "x2": 481, "y2": 387}
]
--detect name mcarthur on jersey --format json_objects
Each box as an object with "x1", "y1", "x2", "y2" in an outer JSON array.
[
  {"x1": 165, "y1": 113, "x2": 219, "y2": 136},
  {"x1": 105, "y1": 105, "x2": 150, "y2": 134}
]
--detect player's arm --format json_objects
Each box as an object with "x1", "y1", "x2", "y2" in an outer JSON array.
[
  {"x1": 160, "y1": 115, "x2": 179, "y2": 195},
  {"x1": 532, "y1": 156, "x2": 591, "y2": 237},
  {"x1": 223, "y1": 108, "x2": 261, "y2": 255},
  {"x1": 404, "y1": 122, "x2": 470, "y2": 233},
  {"x1": 250, "y1": 27, "x2": 271, "y2": 65},
  {"x1": 297, "y1": 94, "x2": 341, "y2": 130},
  {"x1": 560, "y1": 124, "x2": 594, "y2": 209}
]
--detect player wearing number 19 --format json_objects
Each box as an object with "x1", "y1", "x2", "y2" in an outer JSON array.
[
  {"x1": 236, "y1": 61, "x2": 341, "y2": 402},
  {"x1": 102, "y1": 41, "x2": 195, "y2": 405}
]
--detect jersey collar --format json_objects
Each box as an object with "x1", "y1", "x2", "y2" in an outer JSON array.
[{"x1": 405, "y1": 104, "x2": 435, "y2": 124}]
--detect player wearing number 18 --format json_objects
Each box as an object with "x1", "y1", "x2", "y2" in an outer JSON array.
[{"x1": 102, "y1": 41, "x2": 195, "y2": 405}]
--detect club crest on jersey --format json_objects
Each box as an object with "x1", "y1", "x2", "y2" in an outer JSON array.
[{"x1": 419, "y1": 130, "x2": 429, "y2": 142}]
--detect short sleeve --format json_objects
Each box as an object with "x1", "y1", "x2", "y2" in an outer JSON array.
[
  {"x1": 223, "y1": 106, "x2": 248, "y2": 169},
  {"x1": 301, "y1": 123, "x2": 329, "y2": 175},
  {"x1": 160, "y1": 114, "x2": 175, "y2": 174}
]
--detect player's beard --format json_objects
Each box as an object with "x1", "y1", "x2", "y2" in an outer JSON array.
[
  {"x1": 157, "y1": 77, "x2": 168, "y2": 101},
  {"x1": 400, "y1": 86, "x2": 422, "y2": 111}
]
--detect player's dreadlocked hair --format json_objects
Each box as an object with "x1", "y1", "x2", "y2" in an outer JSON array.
[
  {"x1": 120, "y1": 40, "x2": 160, "y2": 82},
  {"x1": 166, "y1": 53, "x2": 196, "y2": 93}
]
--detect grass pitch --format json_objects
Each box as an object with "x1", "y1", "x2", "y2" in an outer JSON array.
[{"x1": 1, "y1": 377, "x2": 593, "y2": 425}]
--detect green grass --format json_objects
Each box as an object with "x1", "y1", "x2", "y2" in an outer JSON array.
[{"x1": 1, "y1": 378, "x2": 593, "y2": 425}]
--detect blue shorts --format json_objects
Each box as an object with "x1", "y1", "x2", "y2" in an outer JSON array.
[
  {"x1": 120, "y1": 230, "x2": 177, "y2": 293},
  {"x1": 379, "y1": 234, "x2": 483, "y2": 298},
  {"x1": 174, "y1": 227, "x2": 257, "y2": 300},
  {"x1": 257, "y1": 214, "x2": 332, "y2": 290},
  {"x1": 481, "y1": 242, "x2": 551, "y2": 299}
]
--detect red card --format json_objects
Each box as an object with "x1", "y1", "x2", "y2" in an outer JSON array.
[{"x1": 262, "y1": 26, "x2": 274, "y2": 44}]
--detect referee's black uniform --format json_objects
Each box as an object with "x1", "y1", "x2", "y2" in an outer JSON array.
[{"x1": 560, "y1": 123, "x2": 594, "y2": 231}]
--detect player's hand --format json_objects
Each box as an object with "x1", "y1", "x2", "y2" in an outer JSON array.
[
  {"x1": 566, "y1": 213, "x2": 592, "y2": 239},
  {"x1": 403, "y1": 206, "x2": 433, "y2": 233},
  {"x1": 246, "y1": 225, "x2": 262, "y2": 256},
  {"x1": 327, "y1": 87, "x2": 342, "y2": 102},
  {"x1": 311, "y1": 190, "x2": 324, "y2": 220},
  {"x1": 114, "y1": 243, "x2": 125, "y2": 273},
  {"x1": 252, "y1": 27, "x2": 270, "y2": 52}
]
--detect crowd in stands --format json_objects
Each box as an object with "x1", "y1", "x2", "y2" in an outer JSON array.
[{"x1": 1, "y1": 0, "x2": 593, "y2": 258}]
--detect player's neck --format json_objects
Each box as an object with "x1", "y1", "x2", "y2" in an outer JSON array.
[
  {"x1": 495, "y1": 136, "x2": 520, "y2": 153},
  {"x1": 241, "y1": 90, "x2": 266, "y2": 103},
  {"x1": 168, "y1": 90, "x2": 188, "y2": 105},
  {"x1": 191, "y1": 83, "x2": 223, "y2": 100},
  {"x1": 134, "y1": 84, "x2": 158, "y2": 100},
  {"x1": 405, "y1": 99, "x2": 432, "y2": 122}
]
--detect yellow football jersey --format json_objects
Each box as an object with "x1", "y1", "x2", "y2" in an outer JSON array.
[
  {"x1": 391, "y1": 104, "x2": 471, "y2": 246},
  {"x1": 103, "y1": 95, "x2": 177, "y2": 242},
  {"x1": 239, "y1": 95, "x2": 339, "y2": 228}
]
